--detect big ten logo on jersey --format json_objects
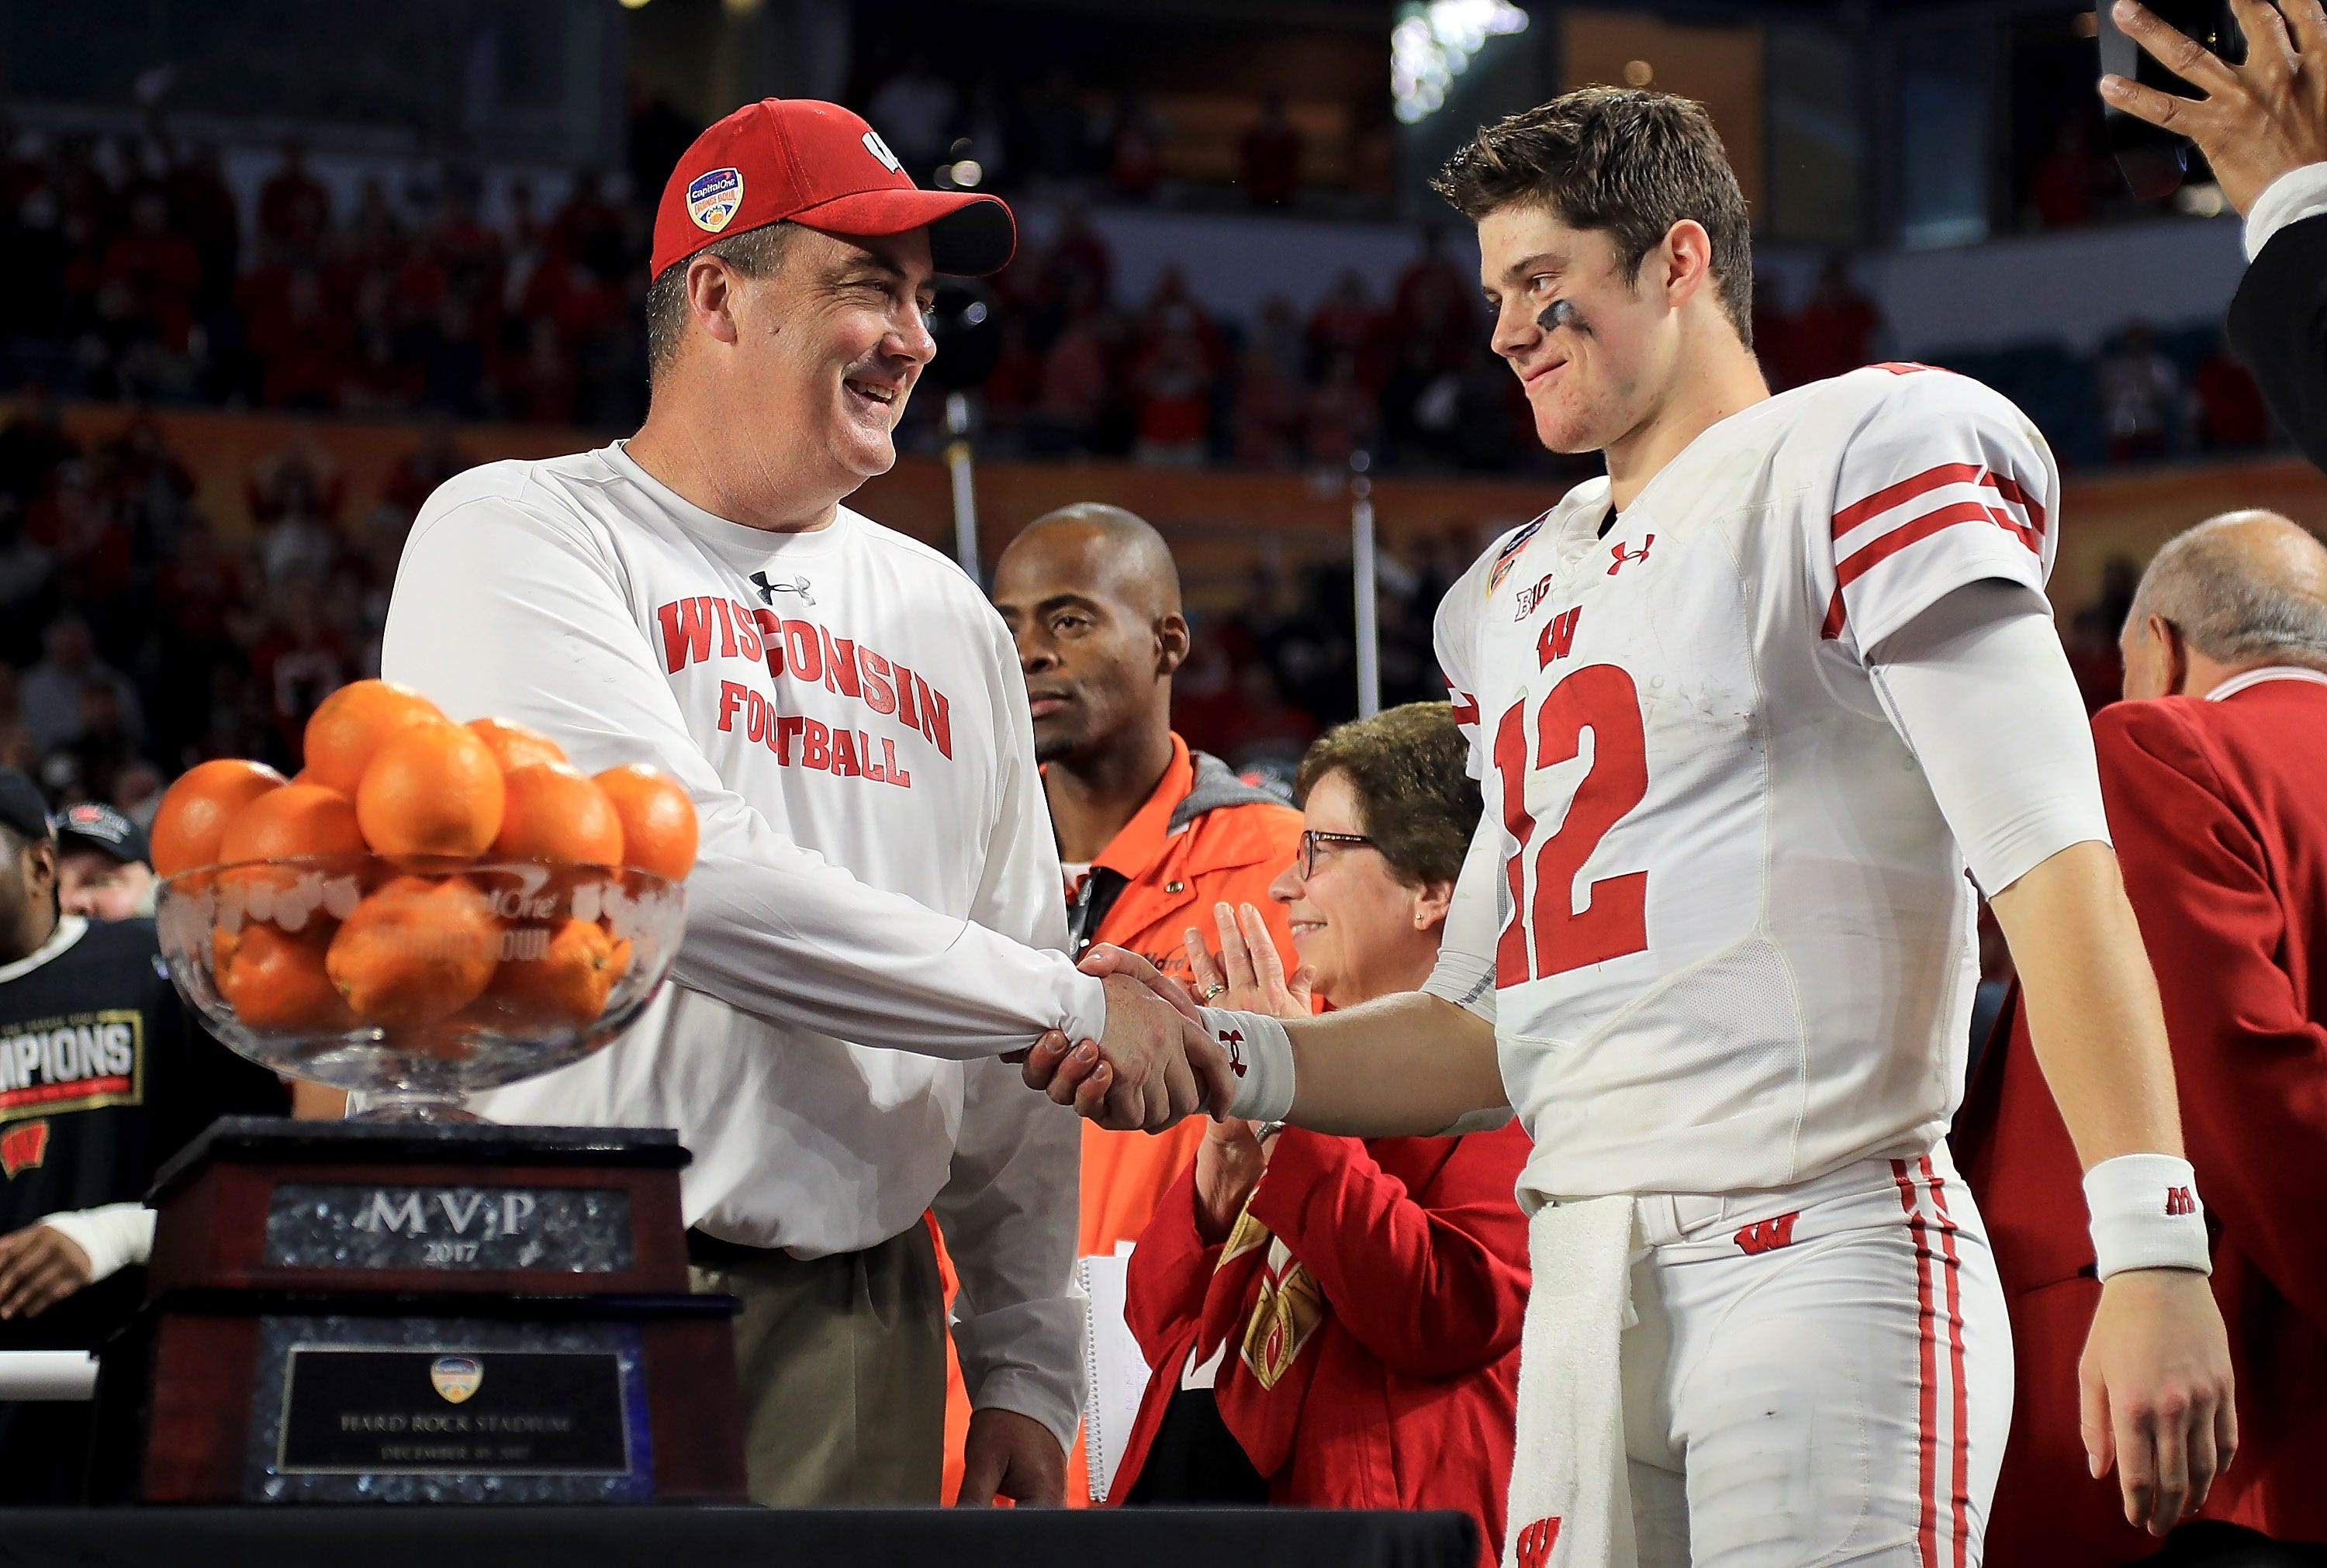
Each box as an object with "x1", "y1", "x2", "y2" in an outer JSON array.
[
  {"x1": 0, "y1": 1010, "x2": 143, "y2": 1120},
  {"x1": 656, "y1": 595, "x2": 953, "y2": 789}
]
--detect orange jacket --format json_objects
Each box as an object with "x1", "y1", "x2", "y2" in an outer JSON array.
[
  {"x1": 1070, "y1": 734, "x2": 1305, "y2": 1258},
  {"x1": 941, "y1": 734, "x2": 1303, "y2": 1504}
]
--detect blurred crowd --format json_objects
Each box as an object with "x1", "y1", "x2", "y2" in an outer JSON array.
[
  {"x1": 0, "y1": 129, "x2": 652, "y2": 429},
  {"x1": 0, "y1": 389, "x2": 475, "y2": 817},
  {"x1": 0, "y1": 112, "x2": 2287, "y2": 478}
]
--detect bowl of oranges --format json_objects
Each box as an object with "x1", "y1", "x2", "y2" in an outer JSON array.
[{"x1": 150, "y1": 681, "x2": 697, "y2": 1121}]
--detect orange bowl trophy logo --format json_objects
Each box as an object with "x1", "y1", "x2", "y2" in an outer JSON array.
[
  {"x1": 429, "y1": 1355, "x2": 483, "y2": 1404},
  {"x1": 686, "y1": 168, "x2": 743, "y2": 234}
]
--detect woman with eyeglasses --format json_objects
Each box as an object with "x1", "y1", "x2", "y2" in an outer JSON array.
[{"x1": 1108, "y1": 702, "x2": 1530, "y2": 1567}]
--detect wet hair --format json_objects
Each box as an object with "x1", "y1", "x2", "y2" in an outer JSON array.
[
  {"x1": 1431, "y1": 87, "x2": 1755, "y2": 346},
  {"x1": 1295, "y1": 702, "x2": 1482, "y2": 888},
  {"x1": 643, "y1": 221, "x2": 796, "y2": 380}
]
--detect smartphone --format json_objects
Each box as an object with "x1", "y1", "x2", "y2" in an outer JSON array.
[{"x1": 2097, "y1": 0, "x2": 2245, "y2": 198}]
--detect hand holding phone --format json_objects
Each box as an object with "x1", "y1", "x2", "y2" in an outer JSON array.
[{"x1": 2097, "y1": 0, "x2": 2327, "y2": 215}]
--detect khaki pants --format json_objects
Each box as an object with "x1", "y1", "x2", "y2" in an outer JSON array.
[{"x1": 688, "y1": 1222, "x2": 948, "y2": 1506}]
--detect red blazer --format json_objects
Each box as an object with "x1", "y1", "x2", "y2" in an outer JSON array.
[
  {"x1": 1959, "y1": 673, "x2": 2327, "y2": 1562},
  {"x1": 1110, "y1": 1123, "x2": 1531, "y2": 1567}
]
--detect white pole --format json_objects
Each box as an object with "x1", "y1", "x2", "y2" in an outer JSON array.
[
  {"x1": 1351, "y1": 451, "x2": 1380, "y2": 719},
  {"x1": 946, "y1": 391, "x2": 979, "y2": 579}
]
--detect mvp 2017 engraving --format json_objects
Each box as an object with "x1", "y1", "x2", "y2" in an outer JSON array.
[{"x1": 263, "y1": 1183, "x2": 634, "y2": 1272}]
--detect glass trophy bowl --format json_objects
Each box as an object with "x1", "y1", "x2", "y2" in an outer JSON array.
[{"x1": 156, "y1": 855, "x2": 683, "y2": 1121}]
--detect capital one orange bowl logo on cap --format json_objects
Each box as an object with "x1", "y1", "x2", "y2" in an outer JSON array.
[{"x1": 686, "y1": 167, "x2": 743, "y2": 233}]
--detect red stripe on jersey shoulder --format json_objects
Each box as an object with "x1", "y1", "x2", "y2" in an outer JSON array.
[
  {"x1": 1834, "y1": 463, "x2": 2049, "y2": 539},
  {"x1": 1835, "y1": 499, "x2": 2005, "y2": 589},
  {"x1": 1445, "y1": 675, "x2": 1479, "y2": 724}
]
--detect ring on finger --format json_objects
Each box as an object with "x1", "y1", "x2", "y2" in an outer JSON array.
[{"x1": 1203, "y1": 982, "x2": 1228, "y2": 1000}]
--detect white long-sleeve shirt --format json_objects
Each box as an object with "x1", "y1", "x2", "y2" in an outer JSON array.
[{"x1": 379, "y1": 442, "x2": 1105, "y2": 1445}]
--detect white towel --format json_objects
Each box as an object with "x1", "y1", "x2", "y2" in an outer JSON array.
[{"x1": 1503, "y1": 1195, "x2": 1638, "y2": 1568}]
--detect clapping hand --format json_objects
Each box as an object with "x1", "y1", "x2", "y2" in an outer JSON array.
[
  {"x1": 1184, "y1": 901, "x2": 1315, "y2": 1022},
  {"x1": 2102, "y1": 0, "x2": 2327, "y2": 215}
]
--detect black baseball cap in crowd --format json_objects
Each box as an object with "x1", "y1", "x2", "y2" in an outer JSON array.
[
  {"x1": 0, "y1": 768, "x2": 54, "y2": 844},
  {"x1": 56, "y1": 802, "x2": 149, "y2": 866}
]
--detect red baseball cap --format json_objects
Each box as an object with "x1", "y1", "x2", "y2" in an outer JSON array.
[{"x1": 651, "y1": 98, "x2": 1015, "y2": 280}]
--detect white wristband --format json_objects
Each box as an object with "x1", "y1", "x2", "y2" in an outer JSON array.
[
  {"x1": 1197, "y1": 1007, "x2": 1295, "y2": 1124},
  {"x1": 37, "y1": 1202, "x2": 157, "y2": 1285},
  {"x1": 2083, "y1": 1153, "x2": 2211, "y2": 1280}
]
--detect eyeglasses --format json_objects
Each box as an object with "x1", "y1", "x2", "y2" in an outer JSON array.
[{"x1": 1297, "y1": 830, "x2": 1376, "y2": 878}]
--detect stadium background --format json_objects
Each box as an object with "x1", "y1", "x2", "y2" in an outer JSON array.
[{"x1": 1, "y1": 0, "x2": 2323, "y2": 821}]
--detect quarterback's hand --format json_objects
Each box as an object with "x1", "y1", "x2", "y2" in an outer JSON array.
[
  {"x1": 1018, "y1": 963, "x2": 1230, "y2": 1131},
  {"x1": 956, "y1": 1407, "x2": 1065, "y2": 1507},
  {"x1": 0, "y1": 1221, "x2": 94, "y2": 1321},
  {"x1": 2101, "y1": 0, "x2": 2327, "y2": 215},
  {"x1": 2080, "y1": 1267, "x2": 2238, "y2": 1535}
]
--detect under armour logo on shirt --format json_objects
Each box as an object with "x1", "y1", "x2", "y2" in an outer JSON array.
[
  {"x1": 751, "y1": 572, "x2": 815, "y2": 606},
  {"x1": 1219, "y1": 1027, "x2": 1247, "y2": 1078},
  {"x1": 1608, "y1": 535, "x2": 1655, "y2": 575}
]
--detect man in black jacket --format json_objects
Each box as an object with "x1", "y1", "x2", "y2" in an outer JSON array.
[
  {"x1": 0, "y1": 768, "x2": 285, "y2": 1501},
  {"x1": 2104, "y1": 0, "x2": 2327, "y2": 469}
]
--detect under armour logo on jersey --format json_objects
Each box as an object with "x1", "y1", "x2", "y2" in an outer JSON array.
[
  {"x1": 1734, "y1": 1211, "x2": 1800, "y2": 1255},
  {"x1": 750, "y1": 572, "x2": 815, "y2": 606},
  {"x1": 2165, "y1": 1186, "x2": 2197, "y2": 1217},
  {"x1": 1218, "y1": 1028, "x2": 1248, "y2": 1078},
  {"x1": 1537, "y1": 606, "x2": 1582, "y2": 668},
  {"x1": 1514, "y1": 1515, "x2": 1562, "y2": 1568},
  {"x1": 1608, "y1": 535, "x2": 1654, "y2": 575},
  {"x1": 862, "y1": 130, "x2": 904, "y2": 172}
]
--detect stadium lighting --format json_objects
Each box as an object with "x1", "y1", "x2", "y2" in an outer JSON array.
[{"x1": 1392, "y1": 0, "x2": 1530, "y2": 125}]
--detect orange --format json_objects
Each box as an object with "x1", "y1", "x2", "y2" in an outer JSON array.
[
  {"x1": 487, "y1": 917, "x2": 631, "y2": 1026},
  {"x1": 327, "y1": 876, "x2": 499, "y2": 1026},
  {"x1": 490, "y1": 763, "x2": 623, "y2": 865},
  {"x1": 468, "y1": 717, "x2": 567, "y2": 774},
  {"x1": 302, "y1": 679, "x2": 445, "y2": 797},
  {"x1": 152, "y1": 759, "x2": 288, "y2": 878},
  {"x1": 220, "y1": 922, "x2": 351, "y2": 1031},
  {"x1": 593, "y1": 765, "x2": 698, "y2": 881},
  {"x1": 216, "y1": 782, "x2": 368, "y2": 889},
  {"x1": 355, "y1": 723, "x2": 506, "y2": 858}
]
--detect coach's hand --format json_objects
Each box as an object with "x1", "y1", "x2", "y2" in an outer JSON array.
[
  {"x1": 2080, "y1": 1266, "x2": 2238, "y2": 1535},
  {"x1": 956, "y1": 1408, "x2": 1065, "y2": 1507},
  {"x1": 2101, "y1": 0, "x2": 2327, "y2": 216},
  {"x1": 1018, "y1": 948, "x2": 1234, "y2": 1131}
]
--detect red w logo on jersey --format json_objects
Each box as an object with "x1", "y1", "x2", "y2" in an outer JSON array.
[
  {"x1": 1, "y1": 1119, "x2": 50, "y2": 1178},
  {"x1": 2165, "y1": 1186, "x2": 2197, "y2": 1217},
  {"x1": 1515, "y1": 1515, "x2": 1563, "y2": 1568},
  {"x1": 1734, "y1": 1211, "x2": 1801, "y2": 1255},
  {"x1": 1608, "y1": 536, "x2": 1654, "y2": 575},
  {"x1": 1537, "y1": 606, "x2": 1582, "y2": 669}
]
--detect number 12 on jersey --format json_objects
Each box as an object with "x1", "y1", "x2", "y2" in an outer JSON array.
[{"x1": 1493, "y1": 664, "x2": 1651, "y2": 985}]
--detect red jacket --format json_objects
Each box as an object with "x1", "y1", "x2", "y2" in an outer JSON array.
[
  {"x1": 1959, "y1": 672, "x2": 2327, "y2": 1561},
  {"x1": 1111, "y1": 1123, "x2": 1532, "y2": 1567}
]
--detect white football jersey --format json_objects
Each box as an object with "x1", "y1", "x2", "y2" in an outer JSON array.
[{"x1": 1424, "y1": 364, "x2": 2059, "y2": 1200}]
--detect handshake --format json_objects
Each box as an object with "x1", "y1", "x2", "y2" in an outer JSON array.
[{"x1": 1012, "y1": 945, "x2": 1237, "y2": 1133}]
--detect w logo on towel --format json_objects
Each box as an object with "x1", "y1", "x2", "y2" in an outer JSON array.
[
  {"x1": 1515, "y1": 1515, "x2": 1562, "y2": 1568},
  {"x1": 1733, "y1": 1211, "x2": 1800, "y2": 1255}
]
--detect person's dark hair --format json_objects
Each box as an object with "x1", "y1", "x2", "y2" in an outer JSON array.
[
  {"x1": 1295, "y1": 702, "x2": 1482, "y2": 887},
  {"x1": 1431, "y1": 87, "x2": 1755, "y2": 347},
  {"x1": 643, "y1": 221, "x2": 796, "y2": 380}
]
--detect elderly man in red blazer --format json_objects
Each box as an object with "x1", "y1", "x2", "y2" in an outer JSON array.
[{"x1": 1961, "y1": 509, "x2": 2327, "y2": 1564}]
